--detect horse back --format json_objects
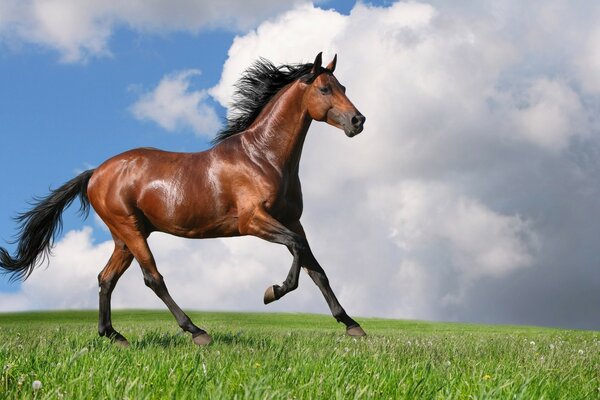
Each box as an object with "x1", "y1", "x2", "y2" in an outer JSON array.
[{"x1": 88, "y1": 147, "x2": 240, "y2": 238}]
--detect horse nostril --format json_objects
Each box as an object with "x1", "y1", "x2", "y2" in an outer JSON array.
[{"x1": 351, "y1": 114, "x2": 365, "y2": 127}]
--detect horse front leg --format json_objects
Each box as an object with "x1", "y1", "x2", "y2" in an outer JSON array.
[
  {"x1": 304, "y1": 261, "x2": 366, "y2": 336},
  {"x1": 240, "y1": 208, "x2": 306, "y2": 304},
  {"x1": 263, "y1": 255, "x2": 302, "y2": 304},
  {"x1": 287, "y1": 221, "x2": 366, "y2": 337}
]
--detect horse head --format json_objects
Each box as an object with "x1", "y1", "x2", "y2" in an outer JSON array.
[{"x1": 302, "y1": 52, "x2": 366, "y2": 137}]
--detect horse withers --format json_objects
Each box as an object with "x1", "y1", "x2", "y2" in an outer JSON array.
[{"x1": 0, "y1": 52, "x2": 367, "y2": 346}]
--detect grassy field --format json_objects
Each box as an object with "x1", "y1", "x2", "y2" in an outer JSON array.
[{"x1": 0, "y1": 310, "x2": 598, "y2": 399}]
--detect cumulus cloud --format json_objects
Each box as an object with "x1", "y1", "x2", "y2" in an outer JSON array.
[
  {"x1": 4, "y1": 1, "x2": 600, "y2": 330},
  {"x1": 575, "y1": 26, "x2": 600, "y2": 94},
  {"x1": 130, "y1": 69, "x2": 221, "y2": 138},
  {"x1": 368, "y1": 181, "x2": 538, "y2": 280},
  {"x1": 507, "y1": 79, "x2": 586, "y2": 152},
  {"x1": 207, "y1": 1, "x2": 600, "y2": 328},
  {"x1": 0, "y1": 0, "x2": 309, "y2": 62}
]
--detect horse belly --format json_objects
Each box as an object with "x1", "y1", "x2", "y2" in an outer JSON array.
[{"x1": 138, "y1": 182, "x2": 240, "y2": 239}]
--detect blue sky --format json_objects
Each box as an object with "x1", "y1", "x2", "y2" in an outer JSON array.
[{"x1": 1, "y1": 1, "x2": 600, "y2": 330}]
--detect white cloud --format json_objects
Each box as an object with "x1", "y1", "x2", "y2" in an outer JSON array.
[
  {"x1": 368, "y1": 181, "x2": 538, "y2": 280},
  {"x1": 130, "y1": 70, "x2": 221, "y2": 138},
  {"x1": 0, "y1": 0, "x2": 309, "y2": 62},
  {"x1": 508, "y1": 79, "x2": 585, "y2": 151},
  {"x1": 575, "y1": 26, "x2": 600, "y2": 94}
]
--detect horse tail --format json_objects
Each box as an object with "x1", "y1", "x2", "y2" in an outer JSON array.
[{"x1": 0, "y1": 169, "x2": 95, "y2": 282}]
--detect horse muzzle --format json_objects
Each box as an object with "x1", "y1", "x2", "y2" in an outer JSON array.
[{"x1": 344, "y1": 112, "x2": 366, "y2": 137}]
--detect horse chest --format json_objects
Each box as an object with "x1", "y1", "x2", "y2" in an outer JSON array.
[{"x1": 266, "y1": 179, "x2": 303, "y2": 222}]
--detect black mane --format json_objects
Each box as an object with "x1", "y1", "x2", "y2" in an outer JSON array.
[{"x1": 212, "y1": 58, "x2": 317, "y2": 144}]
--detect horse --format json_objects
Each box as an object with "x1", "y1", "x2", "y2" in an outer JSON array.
[{"x1": 0, "y1": 52, "x2": 367, "y2": 346}]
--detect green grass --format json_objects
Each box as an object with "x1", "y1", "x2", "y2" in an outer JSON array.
[{"x1": 0, "y1": 310, "x2": 598, "y2": 399}]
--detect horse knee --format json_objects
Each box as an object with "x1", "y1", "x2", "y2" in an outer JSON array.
[{"x1": 98, "y1": 273, "x2": 114, "y2": 294}]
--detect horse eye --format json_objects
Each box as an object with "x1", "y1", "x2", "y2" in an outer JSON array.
[{"x1": 319, "y1": 86, "x2": 331, "y2": 95}]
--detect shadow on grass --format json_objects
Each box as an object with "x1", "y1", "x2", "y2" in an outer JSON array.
[
  {"x1": 132, "y1": 330, "x2": 189, "y2": 349},
  {"x1": 126, "y1": 329, "x2": 277, "y2": 349},
  {"x1": 211, "y1": 331, "x2": 276, "y2": 347}
]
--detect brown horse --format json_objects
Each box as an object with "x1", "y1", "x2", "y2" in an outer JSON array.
[{"x1": 0, "y1": 52, "x2": 366, "y2": 346}]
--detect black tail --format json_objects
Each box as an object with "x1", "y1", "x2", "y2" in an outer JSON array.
[{"x1": 0, "y1": 169, "x2": 95, "y2": 282}]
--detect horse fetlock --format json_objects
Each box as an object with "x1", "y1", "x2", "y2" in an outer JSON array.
[
  {"x1": 178, "y1": 317, "x2": 199, "y2": 334},
  {"x1": 333, "y1": 310, "x2": 352, "y2": 324},
  {"x1": 100, "y1": 328, "x2": 130, "y2": 346},
  {"x1": 98, "y1": 325, "x2": 114, "y2": 336}
]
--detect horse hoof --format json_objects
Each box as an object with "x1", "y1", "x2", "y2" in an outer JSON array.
[
  {"x1": 114, "y1": 338, "x2": 130, "y2": 348},
  {"x1": 192, "y1": 332, "x2": 212, "y2": 346},
  {"x1": 346, "y1": 325, "x2": 367, "y2": 337},
  {"x1": 108, "y1": 332, "x2": 130, "y2": 347},
  {"x1": 263, "y1": 285, "x2": 278, "y2": 304}
]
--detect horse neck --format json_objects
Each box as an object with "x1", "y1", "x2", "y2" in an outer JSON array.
[{"x1": 242, "y1": 82, "x2": 311, "y2": 175}]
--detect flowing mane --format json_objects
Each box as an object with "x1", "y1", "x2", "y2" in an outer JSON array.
[{"x1": 212, "y1": 58, "x2": 316, "y2": 144}]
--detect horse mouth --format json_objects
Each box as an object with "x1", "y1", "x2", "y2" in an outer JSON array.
[{"x1": 345, "y1": 125, "x2": 363, "y2": 137}]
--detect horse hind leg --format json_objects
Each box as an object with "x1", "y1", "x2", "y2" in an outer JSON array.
[
  {"x1": 114, "y1": 224, "x2": 212, "y2": 346},
  {"x1": 98, "y1": 238, "x2": 134, "y2": 346}
]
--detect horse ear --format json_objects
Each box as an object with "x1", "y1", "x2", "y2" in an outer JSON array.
[
  {"x1": 325, "y1": 54, "x2": 337, "y2": 73},
  {"x1": 310, "y1": 52, "x2": 323, "y2": 74}
]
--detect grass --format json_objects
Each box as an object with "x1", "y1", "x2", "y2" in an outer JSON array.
[{"x1": 0, "y1": 310, "x2": 599, "y2": 399}]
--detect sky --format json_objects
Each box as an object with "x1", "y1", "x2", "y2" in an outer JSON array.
[{"x1": 1, "y1": 0, "x2": 600, "y2": 330}]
